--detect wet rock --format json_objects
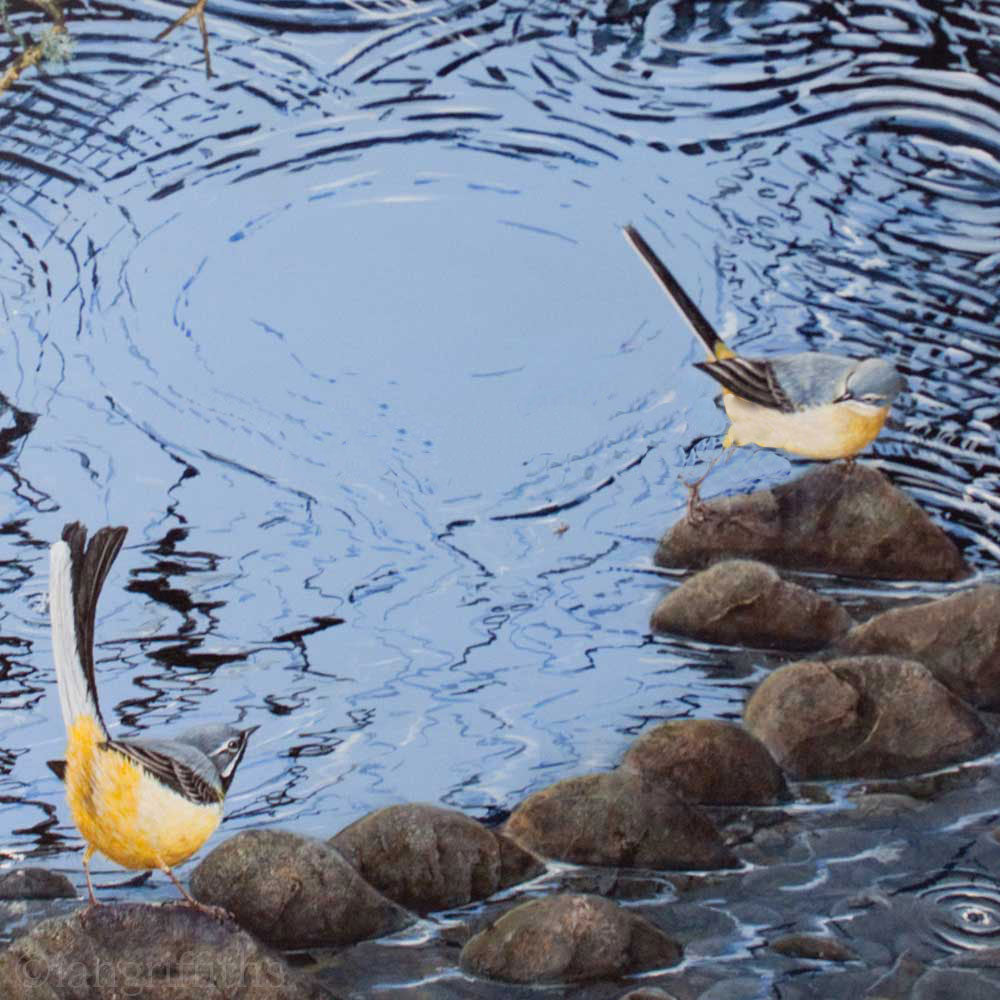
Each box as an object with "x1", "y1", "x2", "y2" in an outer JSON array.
[
  {"x1": 503, "y1": 768, "x2": 738, "y2": 870},
  {"x1": 848, "y1": 792, "x2": 923, "y2": 818},
  {"x1": 459, "y1": 893, "x2": 682, "y2": 983},
  {"x1": 329, "y1": 803, "x2": 543, "y2": 913},
  {"x1": 655, "y1": 464, "x2": 969, "y2": 582},
  {"x1": 620, "y1": 988, "x2": 681, "y2": 1000},
  {"x1": 743, "y1": 656, "x2": 991, "y2": 779},
  {"x1": 650, "y1": 559, "x2": 853, "y2": 650},
  {"x1": 698, "y1": 977, "x2": 771, "y2": 1000},
  {"x1": 0, "y1": 902, "x2": 326, "y2": 999},
  {"x1": 622, "y1": 719, "x2": 788, "y2": 805},
  {"x1": 769, "y1": 933, "x2": 855, "y2": 961},
  {"x1": 911, "y1": 967, "x2": 1000, "y2": 999},
  {"x1": 0, "y1": 868, "x2": 75, "y2": 900},
  {"x1": 838, "y1": 585, "x2": 1000, "y2": 708},
  {"x1": 190, "y1": 829, "x2": 413, "y2": 949}
]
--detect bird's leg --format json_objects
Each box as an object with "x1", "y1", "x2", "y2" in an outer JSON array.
[
  {"x1": 154, "y1": 0, "x2": 213, "y2": 79},
  {"x1": 82, "y1": 845, "x2": 101, "y2": 909},
  {"x1": 682, "y1": 447, "x2": 729, "y2": 523},
  {"x1": 160, "y1": 861, "x2": 231, "y2": 921}
]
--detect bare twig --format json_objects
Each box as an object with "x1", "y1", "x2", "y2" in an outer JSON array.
[
  {"x1": 0, "y1": 0, "x2": 67, "y2": 96},
  {"x1": 154, "y1": 0, "x2": 213, "y2": 79}
]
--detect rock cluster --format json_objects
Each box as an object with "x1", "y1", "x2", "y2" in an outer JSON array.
[{"x1": 650, "y1": 465, "x2": 997, "y2": 782}]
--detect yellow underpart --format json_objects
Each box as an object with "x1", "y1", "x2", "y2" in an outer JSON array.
[
  {"x1": 66, "y1": 716, "x2": 222, "y2": 871},
  {"x1": 721, "y1": 396, "x2": 890, "y2": 460}
]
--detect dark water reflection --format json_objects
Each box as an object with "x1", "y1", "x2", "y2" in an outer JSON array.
[{"x1": 0, "y1": 0, "x2": 997, "y2": 926}]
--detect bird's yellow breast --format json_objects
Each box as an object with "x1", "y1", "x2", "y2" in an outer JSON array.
[
  {"x1": 65, "y1": 716, "x2": 222, "y2": 871},
  {"x1": 722, "y1": 396, "x2": 889, "y2": 460}
]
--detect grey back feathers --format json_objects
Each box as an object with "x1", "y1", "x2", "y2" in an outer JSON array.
[
  {"x1": 701, "y1": 353, "x2": 905, "y2": 412},
  {"x1": 768, "y1": 353, "x2": 860, "y2": 410}
]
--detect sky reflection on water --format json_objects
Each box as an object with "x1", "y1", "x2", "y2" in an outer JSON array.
[{"x1": 0, "y1": 0, "x2": 996, "y2": 889}]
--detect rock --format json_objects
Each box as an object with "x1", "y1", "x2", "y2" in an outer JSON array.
[
  {"x1": 838, "y1": 586, "x2": 1000, "y2": 708},
  {"x1": 329, "y1": 803, "x2": 543, "y2": 913},
  {"x1": 0, "y1": 868, "x2": 75, "y2": 900},
  {"x1": 620, "y1": 988, "x2": 681, "y2": 1000},
  {"x1": 0, "y1": 903, "x2": 326, "y2": 999},
  {"x1": 655, "y1": 464, "x2": 969, "y2": 582},
  {"x1": 650, "y1": 559, "x2": 853, "y2": 650},
  {"x1": 743, "y1": 656, "x2": 991, "y2": 779},
  {"x1": 503, "y1": 769, "x2": 737, "y2": 870},
  {"x1": 460, "y1": 893, "x2": 681, "y2": 983},
  {"x1": 769, "y1": 933, "x2": 855, "y2": 961},
  {"x1": 190, "y1": 829, "x2": 413, "y2": 949},
  {"x1": 621, "y1": 719, "x2": 788, "y2": 805}
]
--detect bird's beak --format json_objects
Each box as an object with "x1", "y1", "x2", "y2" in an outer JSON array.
[{"x1": 242, "y1": 724, "x2": 260, "y2": 738}]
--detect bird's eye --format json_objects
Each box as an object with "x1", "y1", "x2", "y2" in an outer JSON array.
[{"x1": 227, "y1": 738, "x2": 240, "y2": 751}]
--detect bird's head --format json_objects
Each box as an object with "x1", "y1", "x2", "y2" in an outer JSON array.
[
  {"x1": 834, "y1": 358, "x2": 905, "y2": 409},
  {"x1": 176, "y1": 722, "x2": 258, "y2": 792}
]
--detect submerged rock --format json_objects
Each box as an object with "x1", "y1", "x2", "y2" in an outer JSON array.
[
  {"x1": 503, "y1": 768, "x2": 737, "y2": 870},
  {"x1": 655, "y1": 464, "x2": 969, "y2": 581},
  {"x1": 190, "y1": 829, "x2": 413, "y2": 949},
  {"x1": 769, "y1": 933, "x2": 855, "y2": 961},
  {"x1": 0, "y1": 868, "x2": 75, "y2": 900},
  {"x1": 650, "y1": 559, "x2": 852, "y2": 650},
  {"x1": 0, "y1": 903, "x2": 325, "y2": 999},
  {"x1": 838, "y1": 585, "x2": 1000, "y2": 708},
  {"x1": 743, "y1": 656, "x2": 991, "y2": 779},
  {"x1": 329, "y1": 803, "x2": 543, "y2": 913},
  {"x1": 621, "y1": 719, "x2": 788, "y2": 805},
  {"x1": 460, "y1": 893, "x2": 682, "y2": 983}
]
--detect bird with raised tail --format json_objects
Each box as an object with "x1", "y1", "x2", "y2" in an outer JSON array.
[
  {"x1": 48, "y1": 522, "x2": 257, "y2": 908},
  {"x1": 622, "y1": 224, "x2": 906, "y2": 461}
]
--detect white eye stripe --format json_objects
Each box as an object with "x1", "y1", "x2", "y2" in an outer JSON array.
[{"x1": 220, "y1": 741, "x2": 247, "y2": 779}]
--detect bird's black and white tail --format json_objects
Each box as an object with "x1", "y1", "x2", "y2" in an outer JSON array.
[
  {"x1": 622, "y1": 225, "x2": 735, "y2": 361},
  {"x1": 50, "y1": 522, "x2": 128, "y2": 736}
]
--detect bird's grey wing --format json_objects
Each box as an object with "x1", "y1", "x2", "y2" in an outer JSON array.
[
  {"x1": 767, "y1": 353, "x2": 856, "y2": 409},
  {"x1": 694, "y1": 357, "x2": 795, "y2": 413},
  {"x1": 105, "y1": 738, "x2": 222, "y2": 805}
]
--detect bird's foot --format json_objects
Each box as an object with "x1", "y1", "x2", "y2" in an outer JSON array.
[{"x1": 174, "y1": 897, "x2": 235, "y2": 922}]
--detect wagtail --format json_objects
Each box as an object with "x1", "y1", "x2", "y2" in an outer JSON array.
[
  {"x1": 48, "y1": 522, "x2": 257, "y2": 908},
  {"x1": 623, "y1": 225, "x2": 905, "y2": 461}
]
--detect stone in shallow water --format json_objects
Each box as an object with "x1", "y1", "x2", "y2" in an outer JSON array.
[
  {"x1": 0, "y1": 903, "x2": 325, "y2": 1000},
  {"x1": 329, "y1": 802, "x2": 543, "y2": 913},
  {"x1": 743, "y1": 656, "x2": 991, "y2": 779},
  {"x1": 190, "y1": 829, "x2": 413, "y2": 949},
  {"x1": 837, "y1": 585, "x2": 1000, "y2": 708},
  {"x1": 460, "y1": 893, "x2": 682, "y2": 984},
  {"x1": 655, "y1": 464, "x2": 969, "y2": 582},
  {"x1": 650, "y1": 559, "x2": 853, "y2": 651},
  {"x1": 619, "y1": 987, "x2": 682, "y2": 1000},
  {"x1": 768, "y1": 932, "x2": 856, "y2": 962},
  {"x1": 503, "y1": 768, "x2": 738, "y2": 870},
  {"x1": 0, "y1": 869, "x2": 75, "y2": 900},
  {"x1": 622, "y1": 718, "x2": 788, "y2": 805}
]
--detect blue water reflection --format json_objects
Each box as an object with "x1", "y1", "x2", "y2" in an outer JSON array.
[{"x1": 0, "y1": 0, "x2": 996, "y2": 894}]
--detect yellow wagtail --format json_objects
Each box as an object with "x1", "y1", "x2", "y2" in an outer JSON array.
[
  {"x1": 48, "y1": 522, "x2": 257, "y2": 907},
  {"x1": 622, "y1": 225, "x2": 905, "y2": 461}
]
